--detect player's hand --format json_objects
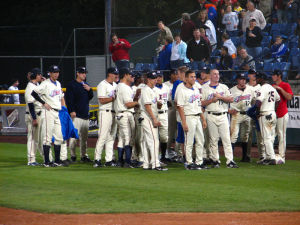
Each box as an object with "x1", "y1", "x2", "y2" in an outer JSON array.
[
  {"x1": 43, "y1": 103, "x2": 52, "y2": 111},
  {"x1": 32, "y1": 119, "x2": 38, "y2": 127},
  {"x1": 82, "y1": 84, "x2": 91, "y2": 91},
  {"x1": 70, "y1": 112, "x2": 76, "y2": 118},
  {"x1": 202, "y1": 120, "x2": 207, "y2": 129},
  {"x1": 120, "y1": 41, "x2": 125, "y2": 44},
  {"x1": 182, "y1": 123, "x2": 189, "y2": 132},
  {"x1": 157, "y1": 102, "x2": 163, "y2": 109},
  {"x1": 228, "y1": 109, "x2": 237, "y2": 115},
  {"x1": 153, "y1": 119, "x2": 161, "y2": 128},
  {"x1": 273, "y1": 85, "x2": 282, "y2": 91}
]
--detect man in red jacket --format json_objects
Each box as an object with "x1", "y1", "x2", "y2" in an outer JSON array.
[{"x1": 109, "y1": 33, "x2": 131, "y2": 70}]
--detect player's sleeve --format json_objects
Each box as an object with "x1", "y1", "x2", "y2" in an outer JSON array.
[
  {"x1": 97, "y1": 83, "x2": 107, "y2": 98},
  {"x1": 142, "y1": 88, "x2": 152, "y2": 105},
  {"x1": 284, "y1": 83, "x2": 293, "y2": 96},
  {"x1": 255, "y1": 85, "x2": 266, "y2": 102},
  {"x1": 176, "y1": 89, "x2": 185, "y2": 107},
  {"x1": 34, "y1": 81, "x2": 46, "y2": 95}
]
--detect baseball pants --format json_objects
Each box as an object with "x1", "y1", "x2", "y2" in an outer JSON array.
[
  {"x1": 69, "y1": 117, "x2": 89, "y2": 158},
  {"x1": 116, "y1": 111, "x2": 135, "y2": 148},
  {"x1": 167, "y1": 106, "x2": 177, "y2": 148},
  {"x1": 207, "y1": 113, "x2": 233, "y2": 164},
  {"x1": 25, "y1": 113, "x2": 44, "y2": 163},
  {"x1": 94, "y1": 110, "x2": 116, "y2": 162},
  {"x1": 43, "y1": 109, "x2": 63, "y2": 146},
  {"x1": 247, "y1": 120, "x2": 265, "y2": 159},
  {"x1": 60, "y1": 141, "x2": 68, "y2": 161},
  {"x1": 184, "y1": 115, "x2": 204, "y2": 165},
  {"x1": 141, "y1": 117, "x2": 160, "y2": 169},
  {"x1": 276, "y1": 113, "x2": 288, "y2": 161},
  {"x1": 132, "y1": 113, "x2": 144, "y2": 162},
  {"x1": 202, "y1": 111, "x2": 211, "y2": 159},
  {"x1": 158, "y1": 111, "x2": 168, "y2": 143},
  {"x1": 230, "y1": 113, "x2": 251, "y2": 143},
  {"x1": 259, "y1": 111, "x2": 277, "y2": 160}
]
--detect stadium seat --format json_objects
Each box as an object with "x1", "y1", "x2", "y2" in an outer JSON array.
[
  {"x1": 231, "y1": 36, "x2": 240, "y2": 47},
  {"x1": 142, "y1": 63, "x2": 153, "y2": 71},
  {"x1": 261, "y1": 36, "x2": 272, "y2": 48},
  {"x1": 135, "y1": 63, "x2": 144, "y2": 71},
  {"x1": 289, "y1": 48, "x2": 300, "y2": 70},
  {"x1": 281, "y1": 62, "x2": 291, "y2": 80},
  {"x1": 255, "y1": 61, "x2": 264, "y2": 71},
  {"x1": 263, "y1": 62, "x2": 273, "y2": 77}
]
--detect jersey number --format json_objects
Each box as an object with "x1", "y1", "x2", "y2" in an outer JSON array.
[{"x1": 268, "y1": 91, "x2": 275, "y2": 102}]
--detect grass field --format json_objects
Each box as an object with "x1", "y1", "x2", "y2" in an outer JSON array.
[{"x1": 0, "y1": 142, "x2": 300, "y2": 214}]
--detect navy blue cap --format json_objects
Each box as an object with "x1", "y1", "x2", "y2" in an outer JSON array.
[
  {"x1": 256, "y1": 72, "x2": 268, "y2": 80},
  {"x1": 200, "y1": 66, "x2": 210, "y2": 74},
  {"x1": 48, "y1": 65, "x2": 60, "y2": 73},
  {"x1": 272, "y1": 70, "x2": 282, "y2": 76},
  {"x1": 156, "y1": 70, "x2": 163, "y2": 77},
  {"x1": 31, "y1": 68, "x2": 42, "y2": 76},
  {"x1": 237, "y1": 73, "x2": 247, "y2": 80},
  {"x1": 248, "y1": 69, "x2": 257, "y2": 75},
  {"x1": 119, "y1": 67, "x2": 133, "y2": 76},
  {"x1": 147, "y1": 71, "x2": 157, "y2": 79},
  {"x1": 77, "y1": 66, "x2": 88, "y2": 73},
  {"x1": 107, "y1": 67, "x2": 119, "y2": 75}
]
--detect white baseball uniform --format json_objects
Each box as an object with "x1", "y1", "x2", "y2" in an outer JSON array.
[
  {"x1": 94, "y1": 79, "x2": 117, "y2": 162},
  {"x1": 202, "y1": 83, "x2": 233, "y2": 164},
  {"x1": 256, "y1": 84, "x2": 280, "y2": 160},
  {"x1": 177, "y1": 84, "x2": 205, "y2": 165},
  {"x1": 229, "y1": 85, "x2": 254, "y2": 143},
  {"x1": 201, "y1": 82, "x2": 211, "y2": 159},
  {"x1": 139, "y1": 85, "x2": 160, "y2": 169}
]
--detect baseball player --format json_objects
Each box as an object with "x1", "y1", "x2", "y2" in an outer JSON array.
[
  {"x1": 177, "y1": 70, "x2": 207, "y2": 170},
  {"x1": 114, "y1": 68, "x2": 139, "y2": 168},
  {"x1": 254, "y1": 73, "x2": 281, "y2": 165},
  {"x1": 154, "y1": 71, "x2": 170, "y2": 163},
  {"x1": 201, "y1": 69, "x2": 238, "y2": 168},
  {"x1": 94, "y1": 67, "x2": 118, "y2": 167},
  {"x1": 31, "y1": 65, "x2": 65, "y2": 167},
  {"x1": 25, "y1": 68, "x2": 43, "y2": 166},
  {"x1": 229, "y1": 74, "x2": 254, "y2": 162},
  {"x1": 246, "y1": 69, "x2": 265, "y2": 163},
  {"x1": 65, "y1": 66, "x2": 94, "y2": 163},
  {"x1": 271, "y1": 70, "x2": 293, "y2": 163},
  {"x1": 139, "y1": 71, "x2": 168, "y2": 171}
]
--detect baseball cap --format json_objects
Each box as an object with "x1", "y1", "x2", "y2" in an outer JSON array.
[
  {"x1": 107, "y1": 67, "x2": 119, "y2": 75},
  {"x1": 256, "y1": 72, "x2": 268, "y2": 80},
  {"x1": 147, "y1": 71, "x2": 158, "y2": 79},
  {"x1": 119, "y1": 67, "x2": 133, "y2": 76},
  {"x1": 170, "y1": 69, "x2": 178, "y2": 75},
  {"x1": 248, "y1": 69, "x2": 257, "y2": 75},
  {"x1": 236, "y1": 73, "x2": 247, "y2": 80},
  {"x1": 77, "y1": 66, "x2": 88, "y2": 73},
  {"x1": 156, "y1": 70, "x2": 163, "y2": 77},
  {"x1": 250, "y1": 18, "x2": 257, "y2": 22},
  {"x1": 31, "y1": 68, "x2": 42, "y2": 76},
  {"x1": 272, "y1": 70, "x2": 282, "y2": 76},
  {"x1": 200, "y1": 66, "x2": 210, "y2": 74},
  {"x1": 48, "y1": 65, "x2": 60, "y2": 73},
  {"x1": 133, "y1": 71, "x2": 142, "y2": 78}
]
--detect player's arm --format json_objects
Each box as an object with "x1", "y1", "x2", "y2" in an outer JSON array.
[
  {"x1": 273, "y1": 85, "x2": 293, "y2": 101},
  {"x1": 199, "y1": 112, "x2": 207, "y2": 129},
  {"x1": 177, "y1": 106, "x2": 188, "y2": 132},
  {"x1": 31, "y1": 90, "x2": 51, "y2": 110},
  {"x1": 125, "y1": 101, "x2": 139, "y2": 109},
  {"x1": 28, "y1": 102, "x2": 38, "y2": 126},
  {"x1": 145, "y1": 104, "x2": 160, "y2": 127},
  {"x1": 201, "y1": 96, "x2": 218, "y2": 106},
  {"x1": 99, "y1": 97, "x2": 114, "y2": 104}
]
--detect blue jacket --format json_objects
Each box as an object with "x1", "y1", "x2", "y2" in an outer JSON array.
[
  {"x1": 177, "y1": 41, "x2": 190, "y2": 63},
  {"x1": 159, "y1": 43, "x2": 172, "y2": 70}
]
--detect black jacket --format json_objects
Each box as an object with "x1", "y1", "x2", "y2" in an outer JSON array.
[{"x1": 187, "y1": 38, "x2": 210, "y2": 61}]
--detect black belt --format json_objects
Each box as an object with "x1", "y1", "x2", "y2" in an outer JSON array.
[
  {"x1": 52, "y1": 108, "x2": 59, "y2": 112},
  {"x1": 102, "y1": 109, "x2": 115, "y2": 113},
  {"x1": 239, "y1": 111, "x2": 247, "y2": 115},
  {"x1": 208, "y1": 112, "x2": 227, "y2": 116},
  {"x1": 119, "y1": 111, "x2": 135, "y2": 115},
  {"x1": 186, "y1": 113, "x2": 201, "y2": 116},
  {"x1": 26, "y1": 111, "x2": 41, "y2": 116},
  {"x1": 158, "y1": 110, "x2": 167, "y2": 114}
]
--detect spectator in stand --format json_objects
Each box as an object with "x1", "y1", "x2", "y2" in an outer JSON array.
[
  {"x1": 233, "y1": 47, "x2": 256, "y2": 70},
  {"x1": 8, "y1": 78, "x2": 20, "y2": 104},
  {"x1": 170, "y1": 34, "x2": 189, "y2": 69},
  {"x1": 200, "y1": 28, "x2": 212, "y2": 52},
  {"x1": 222, "y1": 33, "x2": 237, "y2": 58},
  {"x1": 216, "y1": 46, "x2": 233, "y2": 71},
  {"x1": 204, "y1": 0, "x2": 219, "y2": 28},
  {"x1": 269, "y1": 36, "x2": 288, "y2": 62},
  {"x1": 242, "y1": 1, "x2": 266, "y2": 32},
  {"x1": 109, "y1": 33, "x2": 131, "y2": 70},
  {"x1": 245, "y1": 18, "x2": 263, "y2": 60},
  {"x1": 158, "y1": 36, "x2": 173, "y2": 70},
  {"x1": 274, "y1": 0, "x2": 286, "y2": 23},
  {"x1": 285, "y1": 0, "x2": 299, "y2": 23},
  {"x1": 195, "y1": 9, "x2": 217, "y2": 51},
  {"x1": 157, "y1": 21, "x2": 173, "y2": 54},
  {"x1": 180, "y1": 13, "x2": 196, "y2": 43},
  {"x1": 222, "y1": 5, "x2": 239, "y2": 37},
  {"x1": 187, "y1": 28, "x2": 210, "y2": 70},
  {"x1": 233, "y1": 1, "x2": 243, "y2": 14},
  {"x1": 198, "y1": 0, "x2": 210, "y2": 11},
  {"x1": 238, "y1": 9, "x2": 247, "y2": 31}
]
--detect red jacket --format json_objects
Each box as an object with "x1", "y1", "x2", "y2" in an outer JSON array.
[{"x1": 109, "y1": 38, "x2": 131, "y2": 62}]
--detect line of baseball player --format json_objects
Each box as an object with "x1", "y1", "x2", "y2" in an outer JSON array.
[{"x1": 25, "y1": 64, "x2": 292, "y2": 169}]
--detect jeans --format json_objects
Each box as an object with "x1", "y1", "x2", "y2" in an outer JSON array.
[
  {"x1": 276, "y1": 9, "x2": 286, "y2": 24},
  {"x1": 190, "y1": 60, "x2": 205, "y2": 71},
  {"x1": 115, "y1": 60, "x2": 130, "y2": 70},
  {"x1": 246, "y1": 47, "x2": 262, "y2": 61},
  {"x1": 170, "y1": 60, "x2": 184, "y2": 69},
  {"x1": 227, "y1": 30, "x2": 239, "y2": 37}
]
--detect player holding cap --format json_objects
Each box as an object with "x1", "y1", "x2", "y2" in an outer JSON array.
[
  {"x1": 65, "y1": 66, "x2": 94, "y2": 163},
  {"x1": 176, "y1": 70, "x2": 207, "y2": 170},
  {"x1": 154, "y1": 71, "x2": 170, "y2": 163},
  {"x1": 139, "y1": 71, "x2": 168, "y2": 171},
  {"x1": 254, "y1": 73, "x2": 281, "y2": 165},
  {"x1": 229, "y1": 73, "x2": 254, "y2": 162},
  {"x1": 202, "y1": 69, "x2": 238, "y2": 168},
  {"x1": 94, "y1": 67, "x2": 118, "y2": 167},
  {"x1": 25, "y1": 68, "x2": 43, "y2": 166},
  {"x1": 114, "y1": 68, "x2": 139, "y2": 168},
  {"x1": 31, "y1": 65, "x2": 65, "y2": 167}
]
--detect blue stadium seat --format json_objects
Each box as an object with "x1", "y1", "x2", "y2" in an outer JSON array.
[
  {"x1": 142, "y1": 63, "x2": 153, "y2": 71},
  {"x1": 231, "y1": 36, "x2": 241, "y2": 47},
  {"x1": 135, "y1": 63, "x2": 144, "y2": 71},
  {"x1": 289, "y1": 48, "x2": 300, "y2": 70},
  {"x1": 263, "y1": 62, "x2": 273, "y2": 77},
  {"x1": 255, "y1": 61, "x2": 264, "y2": 71},
  {"x1": 281, "y1": 62, "x2": 291, "y2": 80},
  {"x1": 280, "y1": 23, "x2": 297, "y2": 37},
  {"x1": 261, "y1": 36, "x2": 272, "y2": 48}
]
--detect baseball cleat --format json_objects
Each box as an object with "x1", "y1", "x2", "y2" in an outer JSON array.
[
  {"x1": 70, "y1": 156, "x2": 77, "y2": 163},
  {"x1": 43, "y1": 162, "x2": 57, "y2": 167},
  {"x1": 104, "y1": 161, "x2": 117, "y2": 167},
  {"x1": 93, "y1": 160, "x2": 102, "y2": 168},
  {"x1": 185, "y1": 164, "x2": 197, "y2": 170},
  {"x1": 154, "y1": 167, "x2": 168, "y2": 171},
  {"x1": 262, "y1": 159, "x2": 276, "y2": 165},
  {"x1": 211, "y1": 161, "x2": 221, "y2": 168},
  {"x1": 61, "y1": 160, "x2": 70, "y2": 167},
  {"x1": 28, "y1": 162, "x2": 40, "y2": 166},
  {"x1": 81, "y1": 156, "x2": 92, "y2": 163},
  {"x1": 195, "y1": 164, "x2": 210, "y2": 170},
  {"x1": 227, "y1": 161, "x2": 239, "y2": 168}
]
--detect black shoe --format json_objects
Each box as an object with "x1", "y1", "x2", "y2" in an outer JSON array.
[
  {"x1": 81, "y1": 156, "x2": 92, "y2": 163},
  {"x1": 203, "y1": 158, "x2": 212, "y2": 166},
  {"x1": 262, "y1": 159, "x2": 276, "y2": 165},
  {"x1": 186, "y1": 164, "x2": 197, "y2": 170},
  {"x1": 123, "y1": 162, "x2": 136, "y2": 168},
  {"x1": 154, "y1": 167, "x2": 168, "y2": 171},
  {"x1": 44, "y1": 162, "x2": 57, "y2": 167},
  {"x1": 240, "y1": 156, "x2": 251, "y2": 162},
  {"x1": 256, "y1": 157, "x2": 265, "y2": 164},
  {"x1": 93, "y1": 160, "x2": 102, "y2": 168},
  {"x1": 104, "y1": 161, "x2": 117, "y2": 167},
  {"x1": 116, "y1": 161, "x2": 124, "y2": 167},
  {"x1": 211, "y1": 161, "x2": 221, "y2": 168},
  {"x1": 71, "y1": 156, "x2": 76, "y2": 163},
  {"x1": 227, "y1": 161, "x2": 239, "y2": 168},
  {"x1": 195, "y1": 164, "x2": 210, "y2": 170},
  {"x1": 61, "y1": 160, "x2": 70, "y2": 167},
  {"x1": 54, "y1": 161, "x2": 63, "y2": 167}
]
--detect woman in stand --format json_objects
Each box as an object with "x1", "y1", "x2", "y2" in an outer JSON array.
[{"x1": 245, "y1": 18, "x2": 263, "y2": 61}]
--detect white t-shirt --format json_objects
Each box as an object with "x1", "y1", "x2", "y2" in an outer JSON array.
[
  {"x1": 139, "y1": 85, "x2": 158, "y2": 120},
  {"x1": 256, "y1": 83, "x2": 280, "y2": 112},
  {"x1": 115, "y1": 82, "x2": 135, "y2": 113},
  {"x1": 177, "y1": 84, "x2": 202, "y2": 116},
  {"x1": 154, "y1": 84, "x2": 170, "y2": 111},
  {"x1": 34, "y1": 79, "x2": 64, "y2": 110},
  {"x1": 202, "y1": 83, "x2": 232, "y2": 113},
  {"x1": 25, "y1": 82, "x2": 42, "y2": 113},
  {"x1": 97, "y1": 79, "x2": 117, "y2": 110},
  {"x1": 8, "y1": 86, "x2": 20, "y2": 104},
  {"x1": 230, "y1": 85, "x2": 254, "y2": 112}
]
